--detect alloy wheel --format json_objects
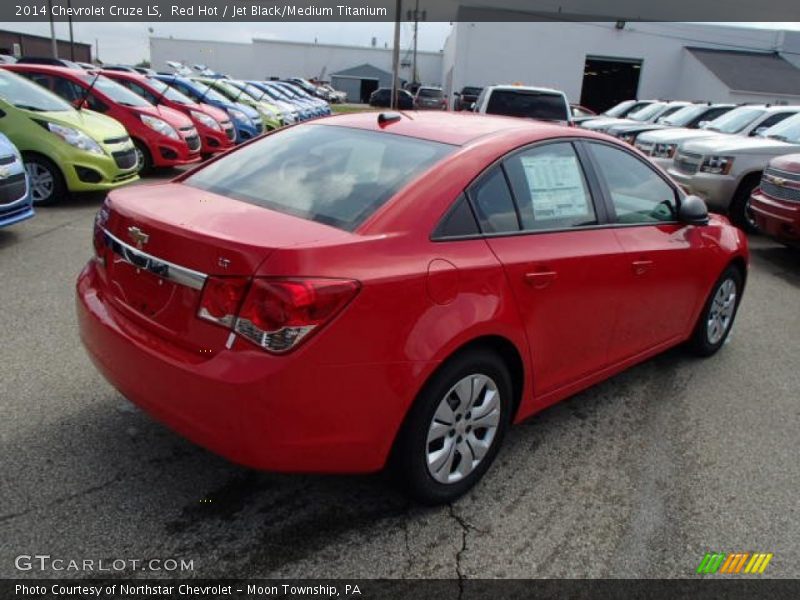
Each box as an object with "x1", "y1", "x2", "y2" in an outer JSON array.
[
  {"x1": 425, "y1": 374, "x2": 501, "y2": 484},
  {"x1": 25, "y1": 162, "x2": 54, "y2": 204},
  {"x1": 706, "y1": 278, "x2": 737, "y2": 345}
]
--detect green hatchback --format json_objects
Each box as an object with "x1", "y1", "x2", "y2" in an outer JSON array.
[{"x1": 0, "y1": 68, "x2": 138, "y2": 205}]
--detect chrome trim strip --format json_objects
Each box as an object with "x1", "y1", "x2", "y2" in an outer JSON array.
[{"x1": 101, "y1": 227, "x2": 208, "y2": 290}]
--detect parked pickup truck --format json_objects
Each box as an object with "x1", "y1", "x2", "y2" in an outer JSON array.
[{"x1": 668, "y1": 113, "x2": 800, "y2": 231}]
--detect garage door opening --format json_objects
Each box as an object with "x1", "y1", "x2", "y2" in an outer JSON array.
[{"x1": 580, "y1": 56, "x2": 642, "y2": 113}]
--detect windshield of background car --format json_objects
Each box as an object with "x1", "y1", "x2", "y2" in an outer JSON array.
[
  {"x1": 763, "y1": 114, "x2": 800, "y2": 143},
  {"x1": 0, "y1": 70, "x2": 72, "y2": 112},
  {"x1": 147, "y1": 78, "x2": 194, "y2": 105},
  {"x1": 75, "y1": 73, "x2": 152, "y2": 107},
  {"x1": 486, "y1": 90, "x2": 568, "y2": 120},
  {"x1": 192, "y1": 82, "x2": 230, "y2": 104},
  {"x1": 604, "y1": 100, "x2": 635, "y2": 117},
  {"x1": 659, "y1": 104, "x2": 703, "y2": 126},
  {"x1": 462, "y1": 87, "x2": 482, "y2": 96},
  {"x1": 705, "y1": 107, "x2": 764, "y2": 133},
  {"x1": 419, "y1": 88, "x2": 443, "y2": 98},
  {"x1": 184, "y1": 124, "x2": 455, "y2": 231},
  {"x1": 628, "y1": 103, "x2": 666, "y2": 121}
]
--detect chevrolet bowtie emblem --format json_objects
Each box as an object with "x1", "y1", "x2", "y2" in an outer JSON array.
[
  {"x1": 127, "y1": 226, "x2": 150, "y2": 249},
  {"x1": 0, "y1": 166, "x2": 10, "y2": 179},
  {"x1": 767, "y1": 175, "x2": 787, "y2": 186}
]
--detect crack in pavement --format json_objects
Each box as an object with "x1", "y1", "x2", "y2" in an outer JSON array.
[{"x1": 448, "y1": 503, "x2": 469, "y2": 599}]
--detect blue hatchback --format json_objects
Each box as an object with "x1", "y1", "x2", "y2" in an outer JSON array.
[
  {"x1": 0, "y1": 133, "x2": 34, "y2": 229},
  {"x1": 154, "y1": 75, "x2": 263, "y2": 144}
]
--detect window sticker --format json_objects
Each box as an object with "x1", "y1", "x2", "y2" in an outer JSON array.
[{"x1": 520, "y1": 155, "x2": 591, "y2": 220}]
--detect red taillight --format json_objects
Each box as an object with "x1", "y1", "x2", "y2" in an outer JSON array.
[
  {"x1": 198, "y1": 277, "x2": 359, "y2": 353},
  {"x1": 198, "y1": 276, "x2": 250, "y2": 327}
]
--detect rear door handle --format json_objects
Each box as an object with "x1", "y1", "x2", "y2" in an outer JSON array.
[
  {"x1": 631, "y1": 260, "x2": 654, "y2": 276},
  {"x1": 524, "y1": 270, "x2": 558, "y2": 289}
]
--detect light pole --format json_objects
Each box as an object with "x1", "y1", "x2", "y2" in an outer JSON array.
[
  {"x1": 46, "y1": 0, "x2": 58, "y2": 58},
  {"x1": 390, "y1": 0, "x2": 402, "y2": 109}
]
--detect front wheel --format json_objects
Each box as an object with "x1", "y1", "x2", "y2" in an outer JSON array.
[
  {"x1": 729, "y1": 180, "x2": 759, "y2": 233},
  {"x1": 688, "y1": 266, "x2": 743, "y2": 357},
  {"x1": 392, "y1": 349, "x2": 513, "y2": 504},
  {"x1": 24, "y1": 154, "x2": 67, "y2": 206}
]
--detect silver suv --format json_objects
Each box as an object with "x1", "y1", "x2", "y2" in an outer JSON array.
[
  {"x1": 668, "y1": 112, "x2": 800, "y2": 231},
  {"x1": 635, "y1": 104, "x2": 800, "y2": 170}
]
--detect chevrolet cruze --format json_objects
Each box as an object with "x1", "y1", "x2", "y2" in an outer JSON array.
[{"x1": 77, "y1": 112, "x2": 748, "y2": 504}]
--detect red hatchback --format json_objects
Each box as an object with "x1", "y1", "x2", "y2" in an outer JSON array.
[
  {"x1": 750, "y1": 154, "x2": 800, "y2": 248},
  {"x1": 77, "y1": 112, "x2": 749, "y2": 503},
  {"x1": 101, "y1": 70, "x2": 236, "y2": 158},
  {"x1": 6, "y1": 64, "x2": 201, "y2": 171}
]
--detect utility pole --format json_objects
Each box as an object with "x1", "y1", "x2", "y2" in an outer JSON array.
[
  {"x1": 67, "y1": 0, "x2": 75, "y2": 60},
  {"x1": 390, "y1": 0, "x2": 402, "y2": 109},
  {"x1": 46, "y1": 0, "x2": 58, "y2": 58},
  {"x1": 412, "y1": 0, "x2": 419, "y2": 85}
]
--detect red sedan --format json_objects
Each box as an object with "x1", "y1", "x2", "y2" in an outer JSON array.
[{"x1": 77, "y1": 112, "x2": 748, "y2": 504}]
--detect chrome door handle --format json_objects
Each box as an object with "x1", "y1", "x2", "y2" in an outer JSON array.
[
  {"x1": 524, "y1": 270, "x2": 557, "y2": 289},
  {"x1": 631, "y1": 260, "x2": 654, "y2": 276}
]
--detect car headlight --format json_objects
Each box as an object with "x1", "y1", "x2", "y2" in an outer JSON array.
[
  {"x1": 45, "y1": 122, "x2": 104, "y2": 155},
  {"x1": 652, "y1": 143, "x2": 678, "y2": 159},
  {"x1": 140, "y1": 115, "x2": 179, "y2": 140},
  {"x1": 700, "y1": 156, "x2": 734, "y2": 175},
  {"x1": 190, "y1": 110, "x2": 221, "y2": 131}
]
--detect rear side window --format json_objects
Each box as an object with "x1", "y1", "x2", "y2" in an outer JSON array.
[
  {"x1": 504, "y1": 143, "x2": 597, "y2": 230},
  {"x1": 433, "y1": 194, "x2": 479, "y2": 239},
  {"x1": 486, "y1": 90, "x2": 568, "y2": 121},
  {"x1": 467, "y1": 167, "x2": 519, "y2": 233},
  {"x1": 184, "y1": 124, "x2": 454, "y2": 231}
]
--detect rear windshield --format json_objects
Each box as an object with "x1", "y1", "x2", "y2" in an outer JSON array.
[
  {"x1": 419, "y1": 88, "x2": 443, "y2": 98},
  {"x1": 486, "y1": 90, "x2": 568, "y2": 121},
  {"x1": 184, "y1": 124, "x2": 455, "y2": 231}
]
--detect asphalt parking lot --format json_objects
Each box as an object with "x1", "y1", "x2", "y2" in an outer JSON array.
[{"x1": 1, "y1": 172, "x2": 798, "y2": 580}]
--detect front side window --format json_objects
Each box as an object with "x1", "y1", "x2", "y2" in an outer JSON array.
[
  {"x1": 504, "y1": 142, "x2": 596, "y2": 231},
  {"x1": 588, "y1": 143, "x2": 677, "y2": 224},
  {"x1": 185, "y1": 124, "x2": 454, "y2": 231}
]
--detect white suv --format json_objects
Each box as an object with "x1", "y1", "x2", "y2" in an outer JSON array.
[
  {"x1": 473, "y1": 85, "x2": 571, "y2": 124},
  {"x1": 635, "y1": 104, "x2": 800, "y2": 170}
]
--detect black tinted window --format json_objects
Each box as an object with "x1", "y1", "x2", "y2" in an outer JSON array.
[
  {"x1": 486, "y1": 90, "x2": 568, "y2": 121},
  {"x1": 588, "y1": 143, "x2": 677, "y2": 224},
  {"x1": 185, "y1": 125, "x2": 454, "y2": 231},
  {"x1": 433, "y1": 194, "x2": 479, "y2": 238},
  {"x1": 468, "y1": 167, "x2": 519, "y2": 234},
  {"x1": 505, "y1": 143, "x2": 596, "y2": 230}
]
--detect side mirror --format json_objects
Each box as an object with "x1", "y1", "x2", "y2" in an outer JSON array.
[
  {"x1": 678, "y1": 194, "x2": 709, "y2": 225},
  {"x1": 697, "y1": 120, "x2": 710, "y2": 128},
  {"x1": 752, "y1": 126, "x2": 769, "y2": 137},
  {"x1": 470, "y1": 102, "x2": 477, "y2": 112}
]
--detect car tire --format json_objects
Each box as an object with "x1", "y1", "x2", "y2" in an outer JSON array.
[
  {"x1": 23, "y1": 154, "x2": 67, "y2": 206},
  {"x1": 134, "y1": 139, "x2": 153, "y2": 174},
  {"x1": 392, "y1": 348, "x2": 513, "y2": 505},
  {"x1": 688, "y1": 265, "x2": 743, "y2": 357},
  {"x1": 729, "y1": 178, "x2": 760, "y2": 233}
]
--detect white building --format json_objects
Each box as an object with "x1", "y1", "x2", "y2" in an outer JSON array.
[
  {"x1": 442, "y1": 21, "x2": 800, "y2": 111},
  {"x1": 150, "y1": 36, "x2": 443, "y2": 102}
]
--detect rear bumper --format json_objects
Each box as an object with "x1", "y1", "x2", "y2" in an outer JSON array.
[
  {"x1": 76, "y1": 261, "x2": 426, "y2": 473},
  {"x1": 750, "y1": 190, "x2": 800, "y2": 247}
]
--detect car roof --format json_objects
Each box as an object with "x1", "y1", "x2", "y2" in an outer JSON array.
[
  {"x1": 487, "y1": 85, "x2": 565, "y2": 95},
  {"x1": 320, "y1": 111, "x2": 593, "y2": 146},
  {"x1": 3, "y1": 63, "x2": 88, "y2": 77}
]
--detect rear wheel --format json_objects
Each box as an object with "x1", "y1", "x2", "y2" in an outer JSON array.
[
  {"x1": 688, "y1": 266, "x2": 743, "y2": 356},
  {"x1": 393, "y1": 349, "x2": 513, "y2": 504},
  {"x1": 24, "y1": 154, "x2": 66, "y2": 206},
  {"x1": 729, "y1": 176, "x2": 760, "y2": 233}
]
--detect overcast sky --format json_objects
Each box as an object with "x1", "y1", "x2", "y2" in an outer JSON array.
[
  {"x1": 9, "y1": 22, "x2": 454, "y2": 64},
  {"x1": 8, "y1": 21, "x2": 800, "y2": 66}
]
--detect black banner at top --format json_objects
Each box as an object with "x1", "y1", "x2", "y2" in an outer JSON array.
[{"x1": 3, "y1": 0, "x2": 800, "y2": 23}]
